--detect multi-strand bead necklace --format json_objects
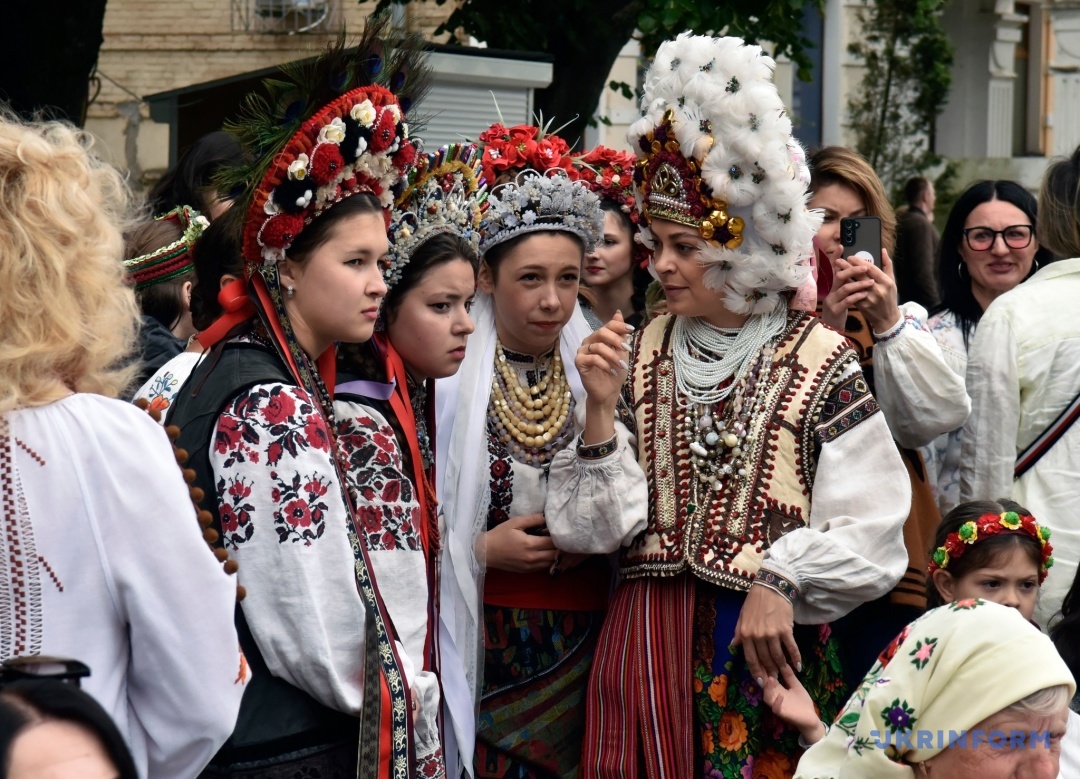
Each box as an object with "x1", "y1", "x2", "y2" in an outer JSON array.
[
  {"x1": 672, "y1": 308, "x2": 787, "y2": 492},
  {"x1": 488, "y1": 341, "x2": 575, "y2": 466}
]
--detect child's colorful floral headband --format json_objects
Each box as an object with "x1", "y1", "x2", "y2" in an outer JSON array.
[{"x1": 928, "y1": 511, "x2": 1054, "y2": 583}]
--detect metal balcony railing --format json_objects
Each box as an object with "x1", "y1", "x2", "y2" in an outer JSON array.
[{"x1": 231, "y1": 0, "x2": 339, "y2": 34}]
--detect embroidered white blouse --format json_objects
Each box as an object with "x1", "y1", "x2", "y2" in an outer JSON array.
[
  {"x1": 960, "y1": 258, "x2": 1080, "y2": 626},
  {"x1": 209, "y1": 382, "x2": 441, "y2": 769},
  {"x1": 1, "y1": 394, "x2": 244, "y2": 778},
  {"x1": 131, "y1": 350, "x2": 204, "y2": 419},
  {"x1": 546, "y1": 343, "x2": 911, "y2": 625},
  {"x1": 914, "y1": 309, "x2": 970, "y2": 514}
]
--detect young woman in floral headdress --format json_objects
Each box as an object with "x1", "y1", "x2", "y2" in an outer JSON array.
[
  {"x1": 577, "y1": 145, "x2": 654, "y2": 327},
  {"x1": 167, "y1": 24, "x2": 439, "y2": 778},
  {"x1": 435, "y1": 170, "x2": 644, "y2": 778},
  {"x1": 545, "y1": 34, "x2": 911, "y2": 778}
]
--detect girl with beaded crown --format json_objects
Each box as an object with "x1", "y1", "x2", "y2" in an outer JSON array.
[
  {"x1": 434, "y1": 168, "x2": 645, "y2": 778},
  {"x1": 544, "y1": 33, "x2": 911, "y2": 777},
  {"x1": 166, "y1": 22, "x2": 441, "y2": 778},
  {"x1": 333, "y1": 143, "x2": 487, "y2": 777}
]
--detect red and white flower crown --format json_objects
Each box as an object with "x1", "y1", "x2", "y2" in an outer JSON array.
[{"x1": 244, "y1": 84, "x2": 419, "y2": 267}]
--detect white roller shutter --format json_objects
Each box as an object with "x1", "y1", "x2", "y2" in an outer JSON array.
[{"x1": 416, "y1": 84, "x2": 533, "y2": 148}]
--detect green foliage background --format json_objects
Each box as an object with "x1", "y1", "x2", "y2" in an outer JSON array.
[
  {"x1": 847, "y1": 0, "x2": 954, "y2": 203},
  {"x1": 363, "y1": 0, "x2": 827, "y2": 146}
]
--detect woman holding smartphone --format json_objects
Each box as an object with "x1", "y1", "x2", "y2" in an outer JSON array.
[{"x1": 808, "y1": 146, "x2": 970, "y2": 690}]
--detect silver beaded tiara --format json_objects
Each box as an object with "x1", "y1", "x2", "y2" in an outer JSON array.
[
  {"x1": 384, "y1": 143, "x2": 488, "y2": 293},
  {"x1": 479, "y1": 171, "x2": 604, "y2": 256}
]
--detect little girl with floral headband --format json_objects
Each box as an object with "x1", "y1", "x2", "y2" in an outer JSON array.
[{"x1": 766, "y1": 498, "x2": 1056, "y2": 749}]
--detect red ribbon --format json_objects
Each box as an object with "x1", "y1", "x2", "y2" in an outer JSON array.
[{"x1": 197, "y1": 277, "x2": 257, "y2": 350}]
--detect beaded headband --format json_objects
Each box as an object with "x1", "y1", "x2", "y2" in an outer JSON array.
[
  {"x1": 479, "y1": 171, "x2": 603, "y2": 256},
  {"x1": 628, "y1": 33, "x2": 819, "y2": 314},
  {"x1": 928, "y1": 511, "x2": 1054, "y2": 583},
  {"x1": 384, "y1": 143, "x2": 488, "y2": 293},
  {"x1": 124, "y1": 205, "x2": 208, "y2": 291},
  {"x1": 577, "y1": 145, "x2": 652, "y2": 268}
]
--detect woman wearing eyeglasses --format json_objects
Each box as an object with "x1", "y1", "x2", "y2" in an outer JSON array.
[
  {"x1": 917, "y1": 181, "x2": 1051, "y2": 517},
  {"x1": 960, "y1": 151, "x2": 1080, "y2": 627}
]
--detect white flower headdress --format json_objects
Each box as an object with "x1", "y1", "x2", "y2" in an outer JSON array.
[
  {"x1": 479, "y1": 171, "x2": 603, "y2": 256},
  {"x1": 629, "y1": 33, "x2": 821, "y2": 314}
]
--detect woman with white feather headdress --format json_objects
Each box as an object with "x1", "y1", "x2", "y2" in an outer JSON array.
[{"x1": 543, "y1": 33, "x2": 912, "y2": 777}]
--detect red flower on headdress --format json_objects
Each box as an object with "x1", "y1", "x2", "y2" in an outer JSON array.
[
  {"x1": 479, "y1": 123, "x2": 510, "y2": 144},
  {"x1": 507, "y1": 124, "x2": 539, "y2": 143},
  {"x1": 392, "y1": 142, "x2": 417, "y2": 170},
  {"x1": 369, "y1": 110, "x2": 399, "y2": 154},
  {"x1": 261, "y1": 213, "x2": 306, "y2": 250},
  {"x1": 309, "y1": 143, "x2": 346, "y2": 187},
  {"x1": 535, "y1": 138, "x2": 565, "y2": 170}
]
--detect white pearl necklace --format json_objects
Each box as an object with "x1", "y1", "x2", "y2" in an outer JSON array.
[{"x1": 672, "y1": 307, "x2": 788, "y2": 405}]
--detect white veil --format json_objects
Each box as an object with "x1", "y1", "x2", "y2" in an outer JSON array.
[{"x1": 434, "y1": 291, "x2": 592, "y2": 776}]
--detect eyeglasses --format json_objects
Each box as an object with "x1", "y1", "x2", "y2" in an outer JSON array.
[{"x1": 962, "y1": 225, "x2": 1034, "y2": 251}]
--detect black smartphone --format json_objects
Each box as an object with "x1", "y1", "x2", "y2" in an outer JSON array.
[{"x1": 840, "y1": 216, "x2": 882, "y2": 268}]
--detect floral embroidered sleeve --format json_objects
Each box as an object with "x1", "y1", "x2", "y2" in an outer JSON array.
[
  {"x1": 333, "y1": 398, "x2": 443, "y2": 770},
  {"x1": 761, "y1": 361, "x2": 911, "y2": 624},
  {"x1": 210, "y1": 382, "x2": 369, "y2": 714}
]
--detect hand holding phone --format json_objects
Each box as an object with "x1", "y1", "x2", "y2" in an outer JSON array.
[{"x1": 840, "y1": 216, "x2": 882, "y2": 268}]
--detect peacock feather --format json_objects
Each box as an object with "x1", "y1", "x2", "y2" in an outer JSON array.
[{"x1": 214, "y1": 11, "x2": 432, "y2": 224}]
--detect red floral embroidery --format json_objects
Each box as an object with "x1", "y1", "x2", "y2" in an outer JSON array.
[
  {"x1": 336, "y1": 412, "x2": 421, "y2": 552},
  {"x1": 215, "y1": 414, "x2": 260, "y2": 468},
  {"x1": 214, "y1": 384, "x2": 338, "y2": 548},
  {"x1": 274, "y1": 471, "x2": 331, "y2": 545},
  {"x1": 417, "y1": 747, "x2": 445, "y2": 778},
  {"x1": 261, "y1": 387, "x2": 296, "y2": 426},
  {"x1": 216, "y1": 475, "x2": 255, "y2": 549}
]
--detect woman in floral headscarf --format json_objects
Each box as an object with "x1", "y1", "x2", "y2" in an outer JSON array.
[{"x1": 795, "y1": 600, "x2": 1073, "y2": 778}]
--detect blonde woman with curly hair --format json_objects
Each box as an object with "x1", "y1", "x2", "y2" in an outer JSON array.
[{"x1": 0, "y1": 115, "x2": 245, "y2": 778}]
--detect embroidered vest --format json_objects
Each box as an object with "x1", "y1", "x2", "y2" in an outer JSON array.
[{"x1": 622, "y1": 311, "x2": 876, "y2": 591}]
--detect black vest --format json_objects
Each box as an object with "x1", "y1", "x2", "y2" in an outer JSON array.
[{"x1": 167, "y1": 344, "x2": 357, "y2": 764}]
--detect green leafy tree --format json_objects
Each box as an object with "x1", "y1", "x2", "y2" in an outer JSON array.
[
  {"x1": 847, "y1": 0, "x2": 953, "y2": 202},
  {"x1": 364, "y1": 0, "x2": 825, "y2": 147}
]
